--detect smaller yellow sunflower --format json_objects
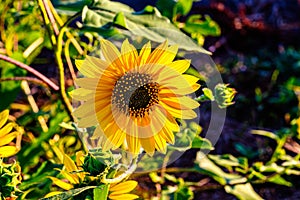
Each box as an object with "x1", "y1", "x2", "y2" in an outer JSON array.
[
  {"x1": 73, "y1": 39, "x2": 200, "y2": 156},
  {"x1": 46, "y1": 151, "x2": 139, "y2": 200},
  {"x1": 0, "y1": 110, "x2": 22, "y2": 158}
]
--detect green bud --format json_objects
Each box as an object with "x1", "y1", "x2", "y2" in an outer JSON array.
[
  {"x1": 82, "y1": 153, "x2": 107, "y2": 176},
  {"x1": 214, "y1": 83, "x2": 237, "y2": 108}
]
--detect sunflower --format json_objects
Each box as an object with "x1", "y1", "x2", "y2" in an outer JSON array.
[{"x1": 73, "y1": 39, "x2": 200, "y2": 155}]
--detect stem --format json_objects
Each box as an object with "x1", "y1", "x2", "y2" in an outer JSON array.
[
  {"x1": 0, "y1": 76, "x2": 48, "y2": 88},
  {"x1": 56, "y1": 27, "x2": 74, "y2": 120},
  {"x1": 101, "y1": 157, "x2": 138, "y2": 184},
  {"x1": 21, "y1": 81, "x2": 49, "y2": 132},
  {"x1": 0, "y1": 54, "x2": 59, "y2": 91},
  {"x1": 131, "y1": 167, "x2": 199, "y2": 178},
  {"x1": 160, "y1": 151, "x2": 172, "y2": 181},
  {"x1": 38, "y1": 0, "x2": 57, "y2": 46},
  {"x1": 48, "y1": 0, "x2": 84, "y2": 55},
  {"x1": 38, "y1": 0, "x2": 75, "y2": 120},
  {"x1": 64, "y1": 38, "x2": 77, "y2": 85},
  {"x1": 42, "y1": 0, "x2": 59, "y2": 36}
]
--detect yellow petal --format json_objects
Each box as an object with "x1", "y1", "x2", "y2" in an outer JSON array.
[
  {"x1": 48, "y1": 177, "x2": 74, "y2": 190},
  {"x1": 100, "y1": 39, "x2": 121, "y2": 64},
  {"x1": 0, "y1": 146, "x2": 19, "y2": 157},
  {"x1": 0, "y1": 122, "x2": 14, "y2": 138},
  {"x1": 161, "y1": 96, "x2": 199, "y2": 110},
  {"x1": 150, "y1": 40, "x2": 168, "y2": 57},
  {"x1": 97, "y1": 106, "x2": 114, "y2": 128},
  {"x1": 50, "y1": 144, "x2": 64, "y2": 164},
  {"x1": 75, "y1": 58, "x2": 105, "y2": 78},
  {"x1": 109, "y1": 180, "x2": 138, "y2": 193},
  {"x1": 109, "y1": 193, "x2": 139, "y2": 200},
  {"x1": 165, "y1": 111, "x2": 180, "y2": 132},
  {"x1": 160, "y1": 127, "x2": 175, "y2": 144},
  {"x1": 0, "y1": 131, "x2": 17, "y2": 146},
  {"x1": 160, "y1": 74, "x2": 198, "y2": 91},
  {"x1": 155, "y1": 44, "x2": 178, "y2": 64},
  {"x1": 60, "y1": 170, "x2": 80, "y2": 184},
  {"x1": 75, "y1": 78, "x2": 98, "y2": 90},
  {"x1": 147, "y1": 40, "x2": 178, "y2": 65},
  {"x1": 86, "y1": 55, "x2": 109, "y2": 71},
  {"x1": 75, "y1": 151, "x2": 85, "y2": 167},
  {"x1": 75, "y1": 59, "x2": 92, "y2": 77},
  {"x1": 44, "y1": 191, "x2": 63, "y2": 198},
  {"x1": 77, "y1": 113, "x2": 98, "y2": 128},
  {"x1": 63, "y1": 153, "x2": 78, "y2": 173},
  {"x1": 0, "y1": 109, "x2": 9, "y2": 129},
  {"x1": 183, "y1": 74, "x2": 199, "y2": 86},
  {"x1": 167, "y1": 59, "x2": 190, "y2": 74},
  {"x1": 126, "y1": 125, "x2": 140, "y2": 155},
  {"x1": 160, "y1": 86, "x2": 193, "y2": 96},
  {"x1": 121, "y1": 39, "x2": 138, "y2": 69},
  {"x1": 73, "y1": 101, "x2": 95, "y2": 118},
  {"x1": 140, "y1": 137, "x2": 155, "y2": 156},
  {"x1": 71, "y1": 88, "x2": 94, "y2": 101},
  {"x1": 104, "y1": 122, "x2": 126, "y2": 150},
  {"x1": 138, "y1": 41, "x2": 151, "y2": 66},
  {"x1": 154, "y1": 134, "x2": 167, "y2": 154},
  {"x1": 159, "y1": 101, "x2": 197, "y2": 119}
]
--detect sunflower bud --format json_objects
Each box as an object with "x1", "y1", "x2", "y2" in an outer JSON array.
[
  {"x1": 0, "y1": 159, "x2": 22, "y2": 200},
  {"x1": 214, "y1": 84, "x2": 237, "y2": 108}
]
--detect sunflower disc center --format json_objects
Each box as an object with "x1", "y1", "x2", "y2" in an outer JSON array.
[{"x1": 112, "y1": 72, "x2": 160, "y2": 117}]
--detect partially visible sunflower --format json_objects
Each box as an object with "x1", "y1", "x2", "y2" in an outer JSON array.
[
  {"x1": 46, "y1": 151, "x2": 138, "y2": 200},
  {"x1": 48, "y1": 151, "x2": 86, "y2": 191},
  {"x1": 73, "y1": 39, "x2": 200, "y2": 155},
  {"x1": 0, "y1": 110, "x2": 22, "y2": 158}
]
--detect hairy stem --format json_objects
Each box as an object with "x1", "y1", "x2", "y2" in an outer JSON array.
[{"x1": 102, "y1": 157, "x2": 138, "y2": 184}]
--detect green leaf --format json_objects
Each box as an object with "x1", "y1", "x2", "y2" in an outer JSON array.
[
  {"x1": 174, "y1": 0, "x2": 193, "y2": 16},
  {"x1": 52, "y1": 0, "x2": 93, "y2": 12},
  {"x1": 183, "y1": 15, "x2": 221, "y2": 37},
  {"x1": 234, "y1": 143, "x2": 258, "y2": 159},
  {"x1": 81, "y1": 1, "x2": 211, "y2": 54},
  {"x1": 156, "y1": 0, "x2": 193, "y2": 19},
  {"x1": 156, "y1": 0, "x2": 176, "y2": 19},
  {"x1": 168, "y1": 130, "x2": 193, "y2": 152},
  {"x1": 40, "y1": 186, "x2": 96, "y2": 200},
  {"x1": 185, "y1": 66, "x2": 206, "y2": 80},
  {"x1": 149, "y1": 172, "x2": 164, "y2": 183},
  {"x1": 172, "y1": 183, "x2": 193, "y2": 200},
  {"x1": 202, "y1": 88, "x2": 215, "y2": 101},
  {"x1": 188, "y1": 121, "x2": 202, "y2": 135},
  {"x1": 267, "y1": 174, "x2": 292, "y2": 187},
  {"x1": 251, "y1": 130, "x2": 279, "y2": 141},
  {"x1": 257, "y1": 162, "x2": 285, "y2": 173},
  {"x1": 208, "y1": 154, "x2": 242, "y2": 168},
  {"x1": 93, "y1": 185, "x2": 109, "y2": 200},
  {"x1": 224, "y1": 183, "x2": 263, "y2": 200},
  {"x1": 195, "y1": 152, "x2": 247, "y2": 185},
  {"x1": 191, "y1": 135, "x2": 214, "y2": 150},
  {"x1": 113, "y1": 12, "x2": 127, "y2": 28}
]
